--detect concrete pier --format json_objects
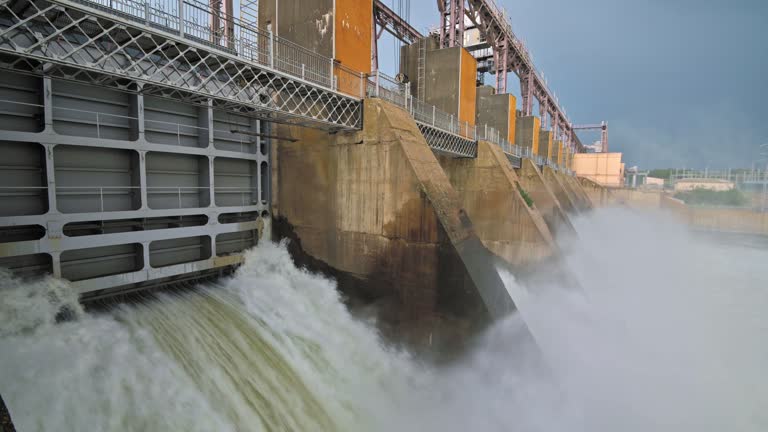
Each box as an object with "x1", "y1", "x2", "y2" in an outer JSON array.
[
  {"x1": 543, "y1": 166, "x2": 578, "y2": 213},
  {"x1": 272, "y1": 99, "x2": 516, "y2": 348},
  {"x1": 516, "y1": 159, "x2": 575, "y2": 235},
  {"x1": 437, "y1": 141, "x2": 556, "y2": 268},
  {"x1": 476, "y1": 87, "x2": 517, "y2": 143},
  {"x1": 516, "y1": 116, "x2": 541, "y2": 154},
  {"x1": 539, "y1": 130, "x2": 554, "y2": 160}
]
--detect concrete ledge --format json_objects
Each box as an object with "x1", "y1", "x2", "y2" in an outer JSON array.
[
  {"x1": 437, "y1": 141, "x2": 557, "y2": 268},
  {"x1": 542, "y1": 166, "x2": 578, "y2": 213},
  {"x1": 558, "y1": 172, "x2": 593, "y2": 211},
  {"x1": 516, "y1": 158, "x2": 575, "y2": 236},
  {"x1": 577, "y1": 176, "x2": 610, "y2": 206}
]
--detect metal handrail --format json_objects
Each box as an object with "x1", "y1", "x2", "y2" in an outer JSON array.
[{"x1": 73, "y1": 0, "x2": 366, "y2": 98}]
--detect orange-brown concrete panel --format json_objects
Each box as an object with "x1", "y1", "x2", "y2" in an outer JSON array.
[
  {"x1": 507, "y1": 94, "x2": 517, "y2": 143},
  {"x1": 459, "y1": 48, "x2": 478, "y2": 127},
  {"x1": 334, "y1": 0, "x2": 372, "y2": 73}
]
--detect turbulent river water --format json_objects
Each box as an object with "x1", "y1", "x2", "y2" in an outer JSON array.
[{"x1": 1, "y1": 207, "x2": 767, "y2": 431}]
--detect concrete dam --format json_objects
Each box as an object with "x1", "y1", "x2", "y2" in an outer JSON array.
[{"x1": 0, "y1": 0, "x2": 695, "y2": 430}]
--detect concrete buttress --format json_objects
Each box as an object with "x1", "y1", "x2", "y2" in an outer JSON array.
[
  {"x1": 515, "y1": 158, "x2": 575, "y2": 236},
  {"x1": 436, "y1": 141, "x2": 557, "y2": 268},
  {"x1": 272, "y1": 98, "x2": 519, "y2": 348},
  {"x1": 542, "y1": 166, "x2": 578, "y2": 213}
]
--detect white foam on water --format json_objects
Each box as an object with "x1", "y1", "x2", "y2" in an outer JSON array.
[{"x1": 1, "y1": 207, "x2": 766, "y2": 431}]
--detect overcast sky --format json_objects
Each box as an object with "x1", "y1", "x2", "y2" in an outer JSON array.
[{"x1": 377, "y1": 0, "x2": 768, "y2": 169}]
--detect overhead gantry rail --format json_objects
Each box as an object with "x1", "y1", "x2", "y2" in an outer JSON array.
[
  {"x1": 0, "y1": 0, "x2": 364, "y2": 131},
  {"x1": 373, "y1": 0, "x2": 424, "y2": 44},
  {"x1": 437, "y1": 0, "x2": 589, "y2": 153}
]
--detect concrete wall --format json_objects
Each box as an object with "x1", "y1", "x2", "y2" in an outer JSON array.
[
  {"x1": 405, "y1": 45, "x2": 477, "y2": 127},
  {"x1": 578, "y1": 176, "x2": 610, "y2": 207},
  {"x1": 258, "y1": 0, "x2": 334, "y2": 57},
  {"x1": 272, "y1": 98, "x2": 518, "y2": 349},
  {"x1": 660, "y1": 195, "x2": 768, "y2": 236},
  {"x1": 609, "y1": 188, "x2": 664, "y2": 209},
  {"x1": 516, "y1": 116, "x2": 540, "y2": 153},
  {"x1": 516, "y1": 158, "x2": 575, "y2": 236},
  {"x1": 574, "y1": 152, "x2": 625, "y2": 187},
  {"x1": 476, "y1": 86, "x2": 516, "y2": 143},
  {"x1": 538, "y1": 130, "x2": 553, "y2": 160},
  {"x1": 437, "y1": 142, "x2": 556, "y2": 268},
  {"x1": 558, "y1": 172, "x2": 593, "y2": 211}
]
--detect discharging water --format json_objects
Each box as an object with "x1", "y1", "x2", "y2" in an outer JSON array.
[{"x1": 1, "y1": 207, "x2": 767, "y2": 431}]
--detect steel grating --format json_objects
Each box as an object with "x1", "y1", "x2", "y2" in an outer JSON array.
[
  {"x1": 0, "y1": 0, "x2": 362, "y2": 130},
  {"x1": 505, "y1": 153, "x2": 521, "y2": 168},
  {"x1": 417, "y1": 122, "x2": 477, "y2": 158}
]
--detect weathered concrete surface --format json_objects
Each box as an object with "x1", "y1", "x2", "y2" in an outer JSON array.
[
  {"x1": 661, "y1": 196, "x2": 768, "y2": 236},
  {"x1": 559, "y1": 172, "x2": 593, "y2": 211},
  {"x1": 515, "y1": 116, "x2": 540, "y2": 154},
  {"x1": 437, "y1": 141, "x2": 557, "y2": 268},
  {"x1": 538, "y1": 130, "x2": 553, "y2": 159},
  {"x1": 476, "y1": 86, "x2": 516, "y2": 143},
  {"x1": 272, "y1": 98, "x2": 516, "y2": 349},
  {"x1": 553, "y1": 171, "x2": 584, "y2": 211},
  {"x1": 578, "y1": 176, "x2": 611, "y2": 206},
  {"x1": 542, "y1": 166, "x2": 577, "y2": 213},
  {"x1": 401, "y1": 44, "x2": 477, "y2": 126},
  {"x1": 609, "y1": 188, "x2": 664, "y2": 209},
  {"x1": 516, "y1": 158, "x2": 575, "y2": 236}
]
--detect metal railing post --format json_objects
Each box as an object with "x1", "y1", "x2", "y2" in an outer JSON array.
[
  {"x1": 177, "y1": 123, "x2": 181, "y2": 146},
  {"x1": 268, "y1": 31, "x2": 275, "y2": 68},
  {"x1": 450, "y1": 115, "x2": 454, "y2": 132},
  {"x1": 99, "y1": 187, "x2": 104, "y2": 212},
  {"x1": 95, "y1": 112, "x2": 100, "y2": 138},
  {"x1": 178, "y1": 0, "x2": 184, "y2": 37},
  {"x1": 375, "y1": 71, "x2": 380, "y2": 97},
  {"x1": 359, "y1": 72, "x2": 364, "y2": 98},
  {"x1": 329, "y1": 58, "x2": 334, "y2": 88},
  {"x1": 432, "y1": 105, "x2": 436, "y2": 125},
  {"x1": 144, "y1": 1, "x2": 150, "y2": 25},
  {"x1": 301, "y1": 64, "x2": 305, "y2": 80},
  {"x1": 178, "y1": 188, "x2": 182, "y2": 208}
]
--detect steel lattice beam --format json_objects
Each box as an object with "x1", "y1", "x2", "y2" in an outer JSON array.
[
  {"x1": 0, "y1": 0, "x2": 363, "y2": 131},
  {"x1": 417, "y1": 122, "x2": 477, "y2": 158}
]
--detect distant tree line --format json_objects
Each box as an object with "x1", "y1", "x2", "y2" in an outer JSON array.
[{"x1": 673, "y1": 188, "x2": 749, "y2": 207}]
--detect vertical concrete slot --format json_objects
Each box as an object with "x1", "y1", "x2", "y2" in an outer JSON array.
[
  {"x1": 146, "y1": 152, "x2": 211, "y2": 209},
  {"x1": 54, "y1": 145, "x2": 141, "y2": 213},
  {"x1": 0, "y1": 141, "x2": 48, "y2": 216},
  {"x1": 60, "y1": 244, "x2": 143, "y2": 281},
  {"x1": 149, "y1": 236, "x2": 211, "y2": 268}
]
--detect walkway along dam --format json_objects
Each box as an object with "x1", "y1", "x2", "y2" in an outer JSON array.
[{"x1": 0, "y1": 0, "x2": 601, "y2": 354}]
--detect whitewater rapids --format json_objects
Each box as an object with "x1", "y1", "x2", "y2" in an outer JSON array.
[{"x1": 1, "y1": 207, "x2": 766, "y2": 431}]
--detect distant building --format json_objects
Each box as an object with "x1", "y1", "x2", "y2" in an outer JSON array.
[
  {"x1": 644, "y1": 177, "x2": 665, "y2": 189},
  {"x1": 673, "y1": 178, "x2": 734, "y2": 192},
  {"x1": 573, "y1": 152, "x2": 625, "y2": 187}
]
